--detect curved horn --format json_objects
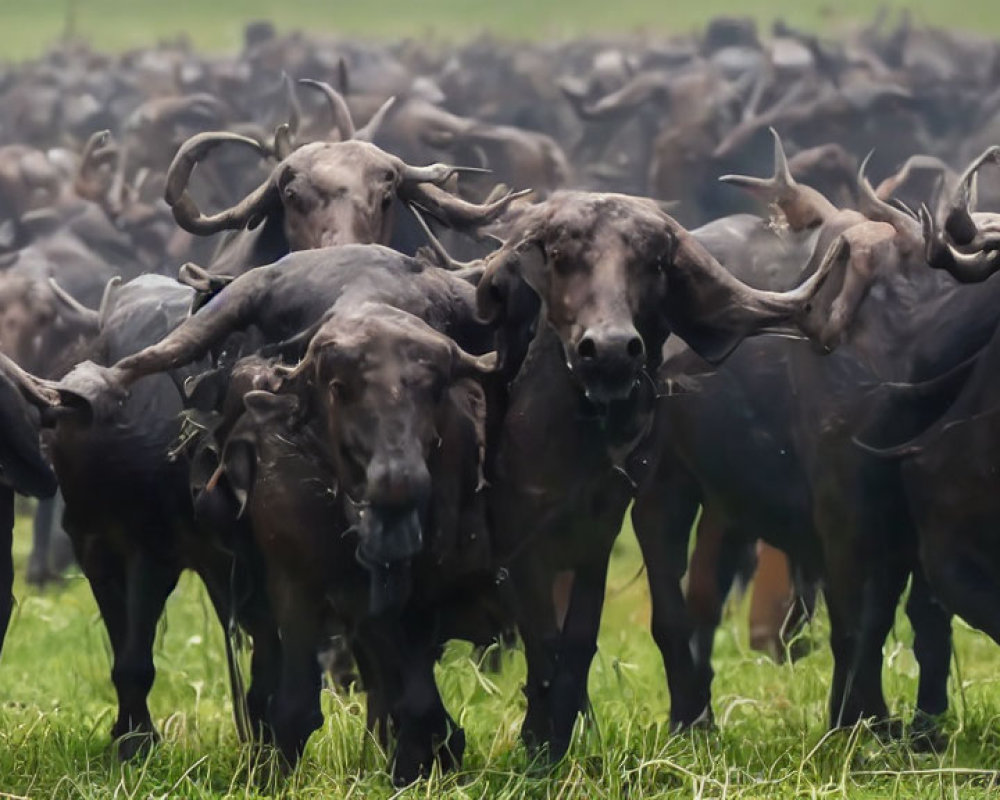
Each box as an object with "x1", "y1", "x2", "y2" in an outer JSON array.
[
  {"x1": 298, "y1": 78, "x2": 356, "y2": 140},
  {"x1": 400, "y1": 162, "x2": 491, "y2": 186},
  {"x1": 408, "y1": 204, "x2": 482, "y2": 269},
  {"x1": 856, "y1": 150, "x2": 921, "y2": 244},
  {"x1": 451, "y1": 346, "x2": 498, "y2": 378},
  {"x1": 164, "y1": 131, "x2": 276, "y2": 235},
  {"x1": 719, "y1": 126, "x2": 793, "y2": 192},
  {"x1": 337, "y1": 57, "x2": 350, "y2": 95},
  {"x1": 281, "y1": 71, "x2": 302, "y2": 136},
  {"x1": 164, "y1": 131, "x2": 268, "y2": 206},
  {"x1": 272, "y1": 123, "x2": 294, "y2": 161},
  {"x1": 945, "y1": 146, "x2": 1000, "y2": 247},
  {"x1": 98, "y1": 276, "x2": 122, "y2": 330},
  {"x1": 354, "y1": 96, "x2": 396, "y2": 143},
  {"x1": 105, "y1": 142, "x2": 130, "y2": 217},
  {"x1": 921, "y1": 203, "x2": 1000, "y2": 283},
  {"x1": 874, "y1": 154, "x2": 952, "y2": 202},
  {"x1": 401, "y1": 181, "x2": 531, "y2": 230},
  {"x1": 74, "y1": 129, "x2": 117, "y2": 202},
  {"x1": 0, "y1": 351, "x2": 60, "y2": 408},
  {"x1": 719, "y1": 127, "x2": 837, "y2": 230},
  {"x1": 47, "y1": 279, "x2": 99, "y2": 331}
]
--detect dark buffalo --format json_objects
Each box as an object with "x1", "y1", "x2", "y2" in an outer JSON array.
[
  {"x1": 630, "y1": 146, "x2": 961, "y2": 740},
  {"x1": 854, "y1": 151, "x2": 1000, "y2": 673},
  {"x1": 475, "y1": 189, "x2": 838, "y2": 758},
  {"x1": 51, "y1": 246, "x2": 494, "y2": 758},
  {"x1": 213, "y1": 304, "x2": 502, "y2": 783},
  {"x1": 684, "y1": 143, "x2": 1000, "y2": 745},
  {"x1": 44, "y1": 274, "x2": 284, "y2": 758}
]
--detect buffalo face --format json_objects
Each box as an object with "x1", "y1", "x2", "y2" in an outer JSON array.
[
  {"x1": 276, "y1": 142, "x2": 400, "y2": 250},
  {"x1": 480, "y1": 194, "x2": 670, "y2": 403},
  {"x1": 296, "y1": 304, "x2": 495, "y2": 610}
]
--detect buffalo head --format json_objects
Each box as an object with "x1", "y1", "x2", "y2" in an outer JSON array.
[
  {"x1": 477, "y1": 190, "x2": 832, "y2": 403},
  {"x1": 285, "y1": 302, "x2": 495, "y2": 610},
  {"x1": 163, "y1": 80, "x2": 527, "y2": 253}
]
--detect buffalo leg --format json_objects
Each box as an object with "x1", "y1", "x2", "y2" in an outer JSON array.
[
  {"x1": 352, "y1": 633, "x2": 394, "y2": 746},
  {"x1": 632, "y1": 471, "x2": 704, "y2": 728},
  {"x1": 546, "y1": 540, "x2": 615, "y2": 760},
  {"x1": 0, "y1": 488, "x2": 14, "y2": 657},
  {"x1": 199, "y1": 561, "x2": 280, "y2": 745},
  {"x1": 749, "y1": 541, "x2": 795, "y2": 659},
  {"x1": 510, "y1": 555, "x2": 560, "y2": 755},
  {"x1": 390, "y1": 635, "x2": 464, "y2": 786},
  {"x1": 242, "y1": 604, "x2": 282, "y2": 744},
  {"x1": 905, "y1": 569, "x2": 951, "y2": 748},
  {"x1": 826, "y1": 553, "x2": 907, "y2": 730},
  {"x1": 112, "y1": 551, "x2": 180, "y2": 760},
  {"x1": 269, "y1": 581, "x2": 324, "y2": 767},
  {"x1": 686, "y1": 514, "x2": 746, "y2": 712}
]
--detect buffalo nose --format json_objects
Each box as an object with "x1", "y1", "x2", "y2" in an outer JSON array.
[
  {"x1": 366, "y1": 455, "x2": 431, "y2": 507},
  {"x1": 577, "y1": 327, "x2": 645, "y2": 364}
]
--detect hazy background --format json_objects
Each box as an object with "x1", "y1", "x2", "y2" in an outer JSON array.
[{"x1": 3, "y1": 0, "x2": 999, "y2": 60}]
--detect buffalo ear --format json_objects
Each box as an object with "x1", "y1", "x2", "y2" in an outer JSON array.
[
  {"x1": 219, "y1": 436, "x2": 256, "y2": 518},
  {"x1": 183, "y1": 367, "x2": 228, "y2": 412},
  {"x1": 40, "y1": 389, "x2": 93, "y2": 428},
  {"x1": 476, "y1": 240, "x2": 544, "y2": 377},
  {"x1": 46, "y1": 360, "x2": 127, "y2": 426},
  {"x1": 475, "y1": 240, "x2": 545, "y2": 323},
  {"x1": 178, "y1": 262, "x2": 234, "y2": 313},
  {"x1": 243, "y1": 389, "x2": 299, "y2": 425}
]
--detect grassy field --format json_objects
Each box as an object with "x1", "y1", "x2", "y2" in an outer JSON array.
[
  {"x1": 1, "y1": 0, "x2": 1000, "y2": 61},
  {"x1": 2, "y1": 515, "x2": 1000, "y2": 799}
]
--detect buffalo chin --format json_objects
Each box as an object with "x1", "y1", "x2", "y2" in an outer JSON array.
[{"x1": 355, "y1": 506, "x2": 424, "y2": 614}]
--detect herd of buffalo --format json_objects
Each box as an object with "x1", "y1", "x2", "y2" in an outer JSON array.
[{"x1": 2, "y1": 13, "x2": 1000, "y2": 785}]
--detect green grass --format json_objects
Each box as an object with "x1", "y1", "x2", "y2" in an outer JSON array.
[
  {"x1": 2, "y1": 0, "x2": 1000, "y2": 61},
  {"x1": 3, "y1": 515, "x2": 1000, "y2": 798}
]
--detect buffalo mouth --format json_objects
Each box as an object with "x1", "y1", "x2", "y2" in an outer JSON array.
[
  {"x1": 350, "y1": 503, "x2": 424, "y2": 614},
  {"x1": 571, "y1": 359, "x2": 643, "y2": 405}
]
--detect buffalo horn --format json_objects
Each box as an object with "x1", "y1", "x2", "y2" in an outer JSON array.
[
  {"x1": 47, "y1": 279, "x2": 99, "y2": 331},
  {"x1": 298, "y1": 78, "x2": 356, "y2": 141},
  {"x1": 856, "y1": 151, "x2": 921, "y2": 244},
  {"x1": 164, "y1": 131, "x2": 275, "y2": 235}
]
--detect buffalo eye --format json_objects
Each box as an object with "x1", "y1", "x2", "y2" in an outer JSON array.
[
  {"x1": 283, "y1": 183, "x2": 305, "y2": 212},
  {"x1": 548, "y1": 249, "x2": 573, "y2": 276},
  {"x1": 328, "y1": 377, "x2": 354, "y2": 404}
]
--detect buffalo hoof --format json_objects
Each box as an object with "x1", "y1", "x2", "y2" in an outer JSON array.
[
  {"x1": 113, "y1": 726, "x2": 159, "y2": 762},
  {"x1": 520, "y1": 704, "x2": 554, "y2": 758},
  {"x1": 437, "y1": 724, "x2": 466, "y2": 773},
  {"x1": 909, "y1": 711, "x2": 947, "y2": 753},
  {"x1": 391, "y1": 724, "x2": 466, "y2": 786},
  {"x1": 24, "y1": 560, "x2": 60, "y2": 587},
  {"x1": 868, "y1": 716, "x2": 904, "y2": 744},
  {"x1": 670, "y1": 704, "x2": 714, "y2": 733}
]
